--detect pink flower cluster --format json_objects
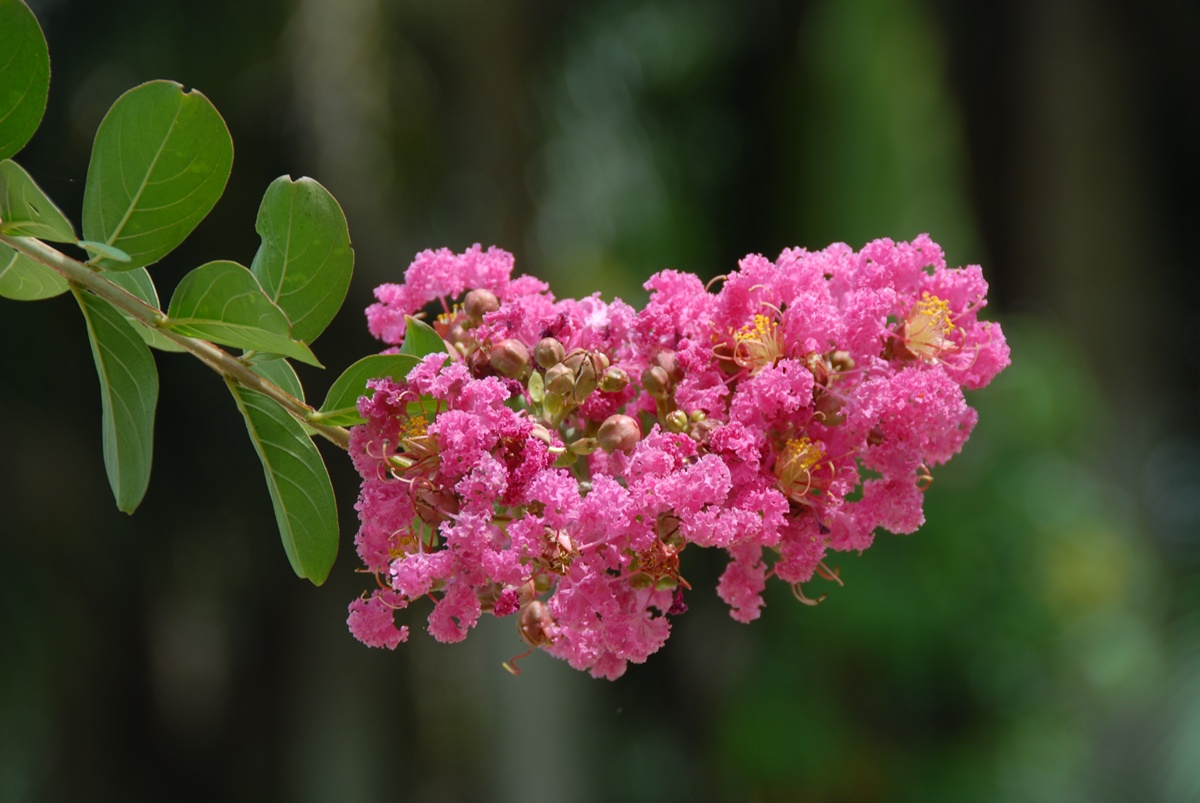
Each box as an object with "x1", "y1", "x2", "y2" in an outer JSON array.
[{"x1": 347, "y1": 237, "x2": 1009, "y2": 678}]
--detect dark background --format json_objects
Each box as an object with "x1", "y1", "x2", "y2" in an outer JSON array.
[{"x1": 2, "y1": 0, "x2": 1199, "y2": 800}]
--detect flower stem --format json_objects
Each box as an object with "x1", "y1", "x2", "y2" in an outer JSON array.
[{"x1": 0, "y1": 233, "x2": 351, "y2": 450}]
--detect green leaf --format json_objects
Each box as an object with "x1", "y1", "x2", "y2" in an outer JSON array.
[
  {"x1": 250, "y1": 176, "x2": 353, "y2": 344},
  {"x1": 229, "y1": 385, "x2": 337, "y2": 584},
  {"x1": 105, "y1": 267, "x2": 184, "y2": 352},
  {"x1": 249, "y1": 357, "x2": 305, "y2": 402},
  {"x1": 0, "y1": 0, "x2": 50, "y2": 160},
  {"x1": 74, "y1": 288, "x2": 159, "y2": 513},
  {"x1": 165, "y1": 260, "x2": 320, "y2": 366},
  {"x1": 0, "y1": 242, "x2": 66, "y2": 300},
  {"x1": 315, "y1": 353, "x2": 420, "y2": 426},
  {"x1": 0, "y1": 160, "x2": 75, "y2": 241},
  {"x1": 398, "y1": 315, "x2": 449, "y2": 359},
  {"x1": 77, "y1": 240, "x2": 130, "y2": 264},
  {"x1": 82, "y1": 80, "x2": 233, "y2": 270}
]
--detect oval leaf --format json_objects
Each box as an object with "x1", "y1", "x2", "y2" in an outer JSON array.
[
  {"x1": 399, "y1": 315, "x2": 450, "y2": 359},
  {"x1": 315, "y1": 353, "x2": 420, "y2": 426},
  {"x1": 74, "y1": 288, "x2": 159, "y2": 513},
  {"x1": 229, "y1": 385, "x2": 337, "y2": 584},
  {"x1": 0, "y1": 160, "x2": 76, "y2": 241},
  {"x1": 105, "y1": 267, "x2": 184, "y2": 352},
  {"x1": 249, "y1": 357, "x2": 305, "y2": 402},
  {"x1": 165, "y1": 260, "x2": 320, "y2": 366},
  {"x1": 0, "y1": 0, "x2": 50, "y2": 160},
  {"x1": 250, "y1": 176, "x2": 353, "y2": 344},
  {"x1": 82, "y1": 80, "x2": 233, "y2": 270},
  {"x1": 0, "y1": 243, "x2": 66, "y2": 300}
]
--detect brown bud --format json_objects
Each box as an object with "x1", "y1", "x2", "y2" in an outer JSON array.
[
  {"x1": 689, "y1": 418, "x2": 719, "y2": 446},
  {"x1": 597, "y1": 414, "x2": 641, "y2": 454},
  {"x1": 518, "y1": 600, "x2": 554, "y2": 647},
  {"x1": 655, "y1": 350, "x2": 684, "y2": 384},
  {"x1": 534, "y1": 337, "x2": 566, "y2": 369},
  {"x1": 599, "y1": 367, "x2": 630, "y2": 393},
  {"x1": 489, "y1": 338, "x2": 530, "y2": 378},
  {"x1": 463, "y1": 288, "x2": 500, "y2": 321},
  {"x1": 641, "y1": 365, "x2": 671, "y2": 398},
  {"x1": 829, "y1": 350, "x2": 855, "y2": 373},
  {"x1": 544, "y1": 363, "x2": 575, "y2": 397}
]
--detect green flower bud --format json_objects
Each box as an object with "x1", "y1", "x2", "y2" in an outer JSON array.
[{"x1": 599, "y1": 366, "x2": 630, "y2": 393}]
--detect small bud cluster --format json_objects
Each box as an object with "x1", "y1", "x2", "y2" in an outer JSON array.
[{"x1": 348, "y1": 238, "x2": 1010, "y2": 678}]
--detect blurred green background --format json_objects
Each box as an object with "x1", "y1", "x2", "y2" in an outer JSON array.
[{"x1": 2, "y1": 0, "x2": 1198, "y2": 800}]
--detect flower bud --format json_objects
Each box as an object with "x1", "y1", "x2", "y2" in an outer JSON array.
[
  {"x1": 597, "y1": 414, "x2": 641, "y2": 454},
  {"x1": 534, "y1": 337, "x2": 566, "y2": 369},
  {"x1": 463, "y1": 288, "x2": 500, "y2": 321},
  {"x1": 544, "y1": 363, "x2": 575, "y2": 397},
  {"x1": 655, "y1": 350, "x2": 684, "y2": 384},
  {"x1": 830, "y1": 350, "x2": 855, "y2": 373},
  {"x1": 598, "y1": 366, "x2": 629, "y2": 393},
  {"x1": 489, "y1": 338, "x2": 530, "y2": 378},
  {"x1": 573, "y1": 358, "x2": 598, "y2": 401},
  {"x1": 518, "y1": 600, "x2": 554, "y2": 647},
  {"x1": 641, "y1": 365, "x2": 671, "y2": 398},
  {"x1": 562, "y1": 348, "x2": 589, "y2": 373},
  {"x1": 665, "y1": 409, "x2": 689, "y2": 432}
]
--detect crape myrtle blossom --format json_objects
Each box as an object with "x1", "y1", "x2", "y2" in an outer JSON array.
[{"x1": 348, "y1": 236, "x2": 1010, "y2": 679}]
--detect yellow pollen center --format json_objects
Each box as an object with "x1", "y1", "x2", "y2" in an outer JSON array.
[
  {"x1": 776, "y1": 437, "x2": 824, "y2": 498},
  {"x1": 731, "y1": 314, "x2": 784, "y2": 374},
  {"x1": 400, "y1": 414, "x2": 429, "y2": 440},
  {"x1": 903, "y1": 293, "x2": 956, "y2": 361}
]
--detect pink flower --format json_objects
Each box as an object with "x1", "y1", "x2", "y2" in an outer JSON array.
[{"x1": 346, "y1": 235, "x2": 1009, "y2": 678}]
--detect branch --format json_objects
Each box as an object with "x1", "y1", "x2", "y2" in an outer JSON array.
[{"x1": 0, "y1": 233, "x2": 351, "y2": 450}]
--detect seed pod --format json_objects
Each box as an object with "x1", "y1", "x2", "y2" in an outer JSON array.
[
  {"x1": 597, "y1": 414, "x2": 641, "y2": 454},
  {"x1": 463, "y1": 288, "x2": 500, "y2": 321},
  {"x1": 599, "y1": 366, "x2": 630, "y2": 393},
  {"x1": 534, "y1": 337, "x2": 566, "y2": 369},
  {"x1": 641, "y1": 365, "x2": 670, "y2": 398},
  {"x1": 489, "y1": 338, "x2": 530, "y2": 378}
]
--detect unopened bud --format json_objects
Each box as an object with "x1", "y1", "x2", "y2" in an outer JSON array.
[
  {"x1": 463, "y1": 288, "x2": 500, "y2": 321},
  {"x1": 599, "y1": 367, "x2": 630, "y2": 393},
  {"x1": 489, "y1": 338, "x2": 530, "y2": 378},
  {"x1": 830, "y1": 350, "x2": 855, "y2": 373},
  {"x1": 597, "y1": 414, "x2": 641, "y2": 454},
  {"x1": 573, "y1": 359, "x2": 598, "y2": 401},
  {"x1": 534, "y1": 337, "x2": 566, "y2": 369},
  {"x1": 544, "y1": 363, "x2": 575, "y2": 397},
  {"x1": 655, "y1": 350, "x2": 684, "y2": 384},
  {"x1": 689, "y1": 410, "x2": 706, "y2": 423},
  {"x1": 689, "y1": 418, "x2": 719, "y2": 445},
  {"x1": 591, "y1": 352, "x2": 611, "y2": 372},
  {"x1": 518, "y1": 600, "x2": 554, "y2": 647},
  {"x1": 562, "y1": 348, "x2": 588, "y2": 373},
  {"x1": 665, "y1": 409, "x2": 689, "y2": 432},
  {"x1": 641, "y1": 365, "x2": 671, "y2": 398}
]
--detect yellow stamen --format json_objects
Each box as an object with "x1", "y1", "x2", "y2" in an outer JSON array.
[
  {"x1": 902, "y1": 292, "x2": 956, "y2": 362},
  {"x1": 732, "y1": 314, "x2": 785, "y2": 374},
  {"x1": 776, "y1": 437, "x2": 824, "y2": 498},
  {"x1": 400, "y1": 414, "x2": 429, "y2": 440}
]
